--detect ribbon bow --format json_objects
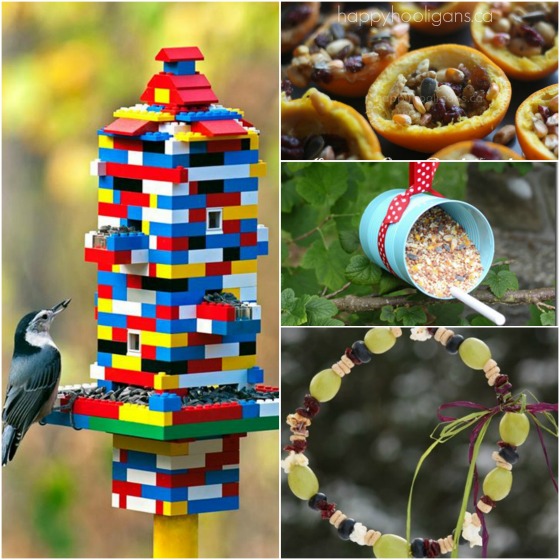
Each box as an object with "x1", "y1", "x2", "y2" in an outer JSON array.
[{"x1": 377, "y1": 161, "x2": 443, "y2": 274}]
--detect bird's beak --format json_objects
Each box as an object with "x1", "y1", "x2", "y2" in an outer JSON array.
[{"x1": 51, "y1": 299, "x2": 71, "y2": 315}]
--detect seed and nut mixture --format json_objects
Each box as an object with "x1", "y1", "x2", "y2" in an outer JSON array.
[
  {"x1": 281, "y1": 3, "x2": 313, "y2": 30},
  {"x1": 405, "y1": 207, "x2": 484, "y2": 298},
  {"x1": 389, "y1": 57, "x2": 498, "y2": 128},
  {"x1": 287, "y1": 9, "x2": 409, "y2": 87},
  {"x1": 460, "y1": 140, "x2": 505, "y2": 160},
  {"x1": 531, "y1": 93, "x2": 558, "y2": 156},
  {"x1": 481, "y1": 2, "x2": 558, "y2": 58}
]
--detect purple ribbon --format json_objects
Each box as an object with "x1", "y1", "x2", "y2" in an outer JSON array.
[{"x1": 437, "y1": 400, "x2": 558, "y2": 557}]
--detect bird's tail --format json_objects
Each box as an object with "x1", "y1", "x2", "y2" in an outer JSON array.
[{"x1": 2, "y1": 425, "x2": 21, "y2": 466}]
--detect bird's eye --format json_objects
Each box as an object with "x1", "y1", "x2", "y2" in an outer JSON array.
[{"x1": 41, "y1": 314, "x2": 48, "y2": 320}]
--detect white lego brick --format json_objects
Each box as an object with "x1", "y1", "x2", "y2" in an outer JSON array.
[
  {"x1": 113, "y1": 449, "x2": 122, "y2": 462},
  {"x1": 128, "y1": 150, "x2": 143, "y2": 166},
  {"x1": 111, "y1": 493, "x2": 120, "y2": 508},
  {"x1": 90, "y1": 158, "x2": 106, "y2": 177},
  {"x1": 127, "y1": 468, "x2": 157, "y2": 486},
  {"x1": 257, "y1": 224, "x2": 268, "y2": 241},
  {"x1": 90, "y1": 363, "x2": 106, "y2": 380},
  {"x1": 239, "y1": 287, "x2": 257, "y2": 302},
  {"x1": 159, "y1": 121, "x2": 189, "y2": 134},
  {"x1": 187, "y1": 248, "x2": 224, "y2": 264},
  {"x1": 131, "y1": 249, "x2": 149, "y2": 264},
  {"x1": 204, "y1": 342, "x2": 240, "y2": 359},
  {"x1": 157, "y1": 454, "x2": 205, "y2": 470},
  {"x1": 188, "y1": 164, "x2": 250, "y2": 182},
  {"x1": 258, "y1": 399, "x2": 279, "y2": 417},
  {"x1": 176, "y1": 369, "x2": 247, "y2": 388},
  {"x1": 120, "y1": 264, "x2": 149, "y2": 276},
  {"x1": 188, "y1": 439, "x2": 223, "y2": 455},
  {"x1": 98, "y1": 216, "x2": 121, "y2": 228},
  {"x1": 164, "y1": 139, "x2": 190, "y2": 155},
  {"x1": 126, "y1": 496, "x2": 156, "y2": 514},
  {"x1": 223, "y1": 273, "x2": 257, "y2": 289},
  {"x1": 142, "y1": 180, "x2": 189, "y2": 196},
  {"x1": 196, "y1": 318, "x2": 213, "y2": 334},
  {"x1": 127, "y1": 288, "x2": 156, "y2": 304},
  {"x1": 143, "y1": 207, "x2": 189, "y2": 224},
  {"x1": 112, "y1": 299, "x2": 142, "y2": 316},
  {"x1": 179, "y1": 305, "x2": 197, "y2": 319},
  {"x1": 149, "y1": 235, "x2": 158, "y2": 249},
  {"x1": 84, "y1": 232, "x2": 95, "y2": 249},
  {"x1": 241, "y1": 191, "x2": 258, "y2": 206},
  {"x1": 187, "y1": 484, "x2": 223, "y2": 501},
  {"x1": 248, "y1": 303, "x2": 261, "y2": 320}
]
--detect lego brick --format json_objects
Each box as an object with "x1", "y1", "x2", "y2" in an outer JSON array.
[
  {"x1": 188, "y1": 164, "x2": 250, "y2": 182},
  {"x1": 222, "y1": 205, "x2": 258, "y2": 221},
  {"x1": 187, "y1": 484, "x2": 222, "y2": 501},
  {"x1": 240, "y1": 190, "x2": 258, "y2": 205},
  {"x1": 196, "y1": 302, "x2": 235, "y2": 322},
  {"x1": 114, "y1": 435, "x2": 190, "y2": 456},
  {"x1": 156, "y1": 47, "x2": 205, "y2": 62},
  {"x1": 105, "y1": 162, "x2": 187, "y2": 183},
  {"x1": 113, "y1": 105, "x2": 175, "y2": 122},
  {"x1": 122, "y1": 495, "x2": 157, "y2": 514},
  {"x1": 141, "y1": 180, "x2": 189, "y2": 196},
  {"x1": 127, "y1": 468, "x2": 157, "y2": 486},
  {"x1": 149, "y1": 393, "x2": 182, "y2": 412},
  {"x1": 205, "y1": 468, "x2": 240, "y2": 485},
  {"x1": 247, "y1": 366, "x2": 264, "y2": 384},
  {"x1": 187, "y1": 496, "x2": 238, "y2": 514},
  {"x1": 250, "y1": 161, "x2": 266, "y2": 177},
  {"x1": 224, "y1": 150, "x2": 259, "y2": 165},
  {"x1": 142, "y1": 207, "x2": 190, "y2": 225},
  {"x1": 231, "y1": 260, "x2": 257, "y2": 274},
  {"x1": 223, "y1": 177, "x2": 258, "y2": 193},
  {"x1": 119, "y1": 403, "x2": 173, "y2": 427},
  {"x1": 258, "y1": 399, "x2": 280, "y2": 418},
  {"x1": 104, "y1": 118, "x2": 159, "y2": 136},
  {"x1": 191, "y1": 120, "x2": 247, "y2": 137},
  {"x1": 156, "y1": 194, "x2": 206, "y2": 210},
  {"x1": 91, "y1": 158, "x2": 107, "y2": 177}
]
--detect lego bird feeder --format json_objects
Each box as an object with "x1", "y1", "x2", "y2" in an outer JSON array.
[{"x1": 44, "y1": 46, "x2": 278, "y2": 558}]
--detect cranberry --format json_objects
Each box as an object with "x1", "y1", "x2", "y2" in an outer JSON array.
[
  {"x1": 428, "y1": 98, "x2": 447, "y2": 123},
  {"x1": 282, "y1": 5, "x2": 312, "y2": 28},
  {"x1": 314, "y1": 32, "x2": 332, "y2": 49},
  {"x1": 281, "y1": 79, "x2": 293, "y2": 97},
  {"x1": 520, "y1": 24, "x2": 545, "y2": 46},
  {"x1": 310, "y1": 67, "x2": 332, "y2": 83},
  {"x1": 471, "y1": 140, "x2": 502, "y2": 160},
  {"x1": 344, "y1": 55, "x2": 364, "y2": 73},
  {"x1": 470, "y1": 65, "x2": 491, "y2": 90},
  {"x1": 538, "y1": 104, "x2": 551, "y2": 120},
  {"x1": 281, "y1": 135, "x2": 304, "y2": 159},
  {"x1": 442, "y1": 106, "x2": 466, "y2": 124}
]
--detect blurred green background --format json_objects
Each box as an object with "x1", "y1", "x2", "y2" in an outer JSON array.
[
  {"x1": 3, "y1": 2, "x2": 279, "y2": 557},
  {"x1": 282, "y1": 328, "x2": 558, "y2": 558}
]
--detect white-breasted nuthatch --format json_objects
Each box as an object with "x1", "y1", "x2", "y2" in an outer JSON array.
[{"x1": 2, "y1": 299, "x2": 71, "y2": 466}]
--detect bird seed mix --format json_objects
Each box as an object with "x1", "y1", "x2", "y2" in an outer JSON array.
[{"x1": 405, "y1": 206, "x2": 483, "y2": 298}]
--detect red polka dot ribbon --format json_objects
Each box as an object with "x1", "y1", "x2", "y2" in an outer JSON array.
[{"x1": 377, "y1": 162, "x2": 443, "y2": 274}]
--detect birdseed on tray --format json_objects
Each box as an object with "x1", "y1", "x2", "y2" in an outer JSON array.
[{"x1": 405, "y1": 206, "x2": 483, "y2": 298}]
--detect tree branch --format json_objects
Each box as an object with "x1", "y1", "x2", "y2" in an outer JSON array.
[{"x1": 331, "y1": 287, "x2": 556, "y2": 313}]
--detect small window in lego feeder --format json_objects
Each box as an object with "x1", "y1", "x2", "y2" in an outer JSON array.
[
  {"x1": 128, "y1": 331, "x2": 141, "y2": 354},
  {"x1": 207, "y1": 208, "x2": 223, "y2": 233}
]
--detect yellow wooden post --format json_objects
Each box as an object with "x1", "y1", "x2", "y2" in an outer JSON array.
[{"x1": 153, "y1": 514, "x2": 199, "y2": 558}]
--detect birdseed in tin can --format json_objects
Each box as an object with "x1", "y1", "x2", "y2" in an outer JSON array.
[{"x1": 405, "y1": 206, "x2": 483, "y2": 298}]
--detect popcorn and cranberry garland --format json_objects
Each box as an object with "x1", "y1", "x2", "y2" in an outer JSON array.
[{"x1": 282, "y1": 327, "x2": 549, "y2": 558}]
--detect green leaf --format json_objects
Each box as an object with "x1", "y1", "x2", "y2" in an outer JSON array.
[
  {"x1": 478, "y1": 162, "x2": 506, "y2": 174},
  {"x1": 428, "y1": 303, "x2": 464, "y2": 325},
  {"x1": 380, "y1": 305, "x2": 395, "y2": 323},
  {"x1": 280, "y1": 289, "x2": 308, "y2": 326},
  {"x1": 540, "y1": 310, "x2": 556, "y2": 326},
  {"x1": 378, "y1": 272, "x2": 406, "y2": 295},
  {"x1": 282, "y1": 267, "x2": 322, "y2": 298},
  {"x1": 482, "y1": 269, "x2": 519, "y2": 298},
  {"x1": 310, "y1": 316, "x2": 345, "y2": 326},
  {"x1": 395, "y1": 306, "x2": 427, "y2": 326},
  {"x1": 345, "y1": 255, "x2": 382, "y2": 285},
  {"x1": 301, "y1": 239, "x2": 349, "y2": 291},
  {"x1": 281, "y1": 178, "x2": 300, "y2": 213},
  {"x1": 512, "y1": 162, "x2": 533, "y2": 176},
  {"x1": 281, "y1": 238, "x2": 289, "y2": 264},
  {"x1": 469, "y1": 315, "x2": 496, "y2": 326},
  {"x1": 305, "y1": 296, "x2": 339, "y2": 325},
  {"x1": 339, "y1": 230, "x2": 361, "y2": 254},
  {"x1": 294, "y1": 163, "x2": 348, "y2": 207}
]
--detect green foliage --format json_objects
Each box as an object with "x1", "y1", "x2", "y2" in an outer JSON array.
[
  {"x1": 281, "y1": 163, "x2": 541, "y2": 325},
  {"x1": 477, "y1": 161, "x2": 534, "y2": 176}
]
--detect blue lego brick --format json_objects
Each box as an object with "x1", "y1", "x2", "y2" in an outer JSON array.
[
  {"x1": 163, "y1": 60, "x2": 196, "y2": 74},
  {"x1": 97, "y1": 380, "x2": 119, "y2": 392},
  {"x1": 147, "y1": 105, "x2": 166, "y2": 112},
  {"x1": 240, "y1": 246, "x2": 258, "y2": 260},
  {"x1": 224, "y1": 150, "x2": 259, "y2": 165},
  {"x1": 97, "y1": 352, "x2": 113, "y2": 367},
  {"x1": 107, "y1": 233, "x2": 149, "y2": 252},
  {"x1": 189, "y1": 142, "x2": 207, "y2": 154},
  {"x1": 98, "y1": 312, "x2": 128, "y2": 328},
  {"x1": 149, "y1": 222, "x2": 206, "y2": 237},
  {"x1": 143, "y1": 485, "x2": 188, "y2": 502},
  {"x1": 205, "y1": 468, "x2": 240, "y2": 485},
  {"x1": 42, "y1": 411, "x2": 90, "y2": 429},
  {"x1": 149, "y1": 249, "x2": 189, "y2": 265},
  {"x1": 222, "y1": 333, "x2": 258, "y2": 343},
  {"x1": 94, "y1": 293, "x2": 98, "y2": 306},
  {"x1": 240, "y1": 219, "x2": 258, "y2": 233},
  {"x1": 156, "y1": 194, "x2": 207, "y2": 210},
  {"x1": 98, "y1": 271, "x2": 127, "y2": 288},
  {"x1": 127, "y1": 205, "x2": 143, "y2": 221},
  {"x1": 155, "y1": 291, "x2": 203, "y2": 306},
  {"x1": 189, "y1": 276, "x2": 223, "y2": 292},
  {"x1": 175, "y1": 108, "x2": 243, "y2": 123},
  {"x1": 99, "y1": 148, "x2": 129, "y2": 164},
  {"x1": 155, "y1": 345, "x2": 205, "y2": 361},
  {"x1": 224, "y1": 178, "x2": 258, "y2": 192},
  {"x1": 176, "y1": 370, "x2": 249, "y2": 388},
  {"x1": 187, "y1": 496, "x2": 239, "y2": 514},
  {"x1": 156, "y1": 318, "x2": 197, "y2": 334},
  {"x1": 240, "y1": 400, "x2": 259, "y2": 418},
  {"x1": 149, "y1": 393, "x2": 182, "y2": 412},
  {"x1": 141, "y1": 303, "x2": 157, "y2": 318},
  {"x1": 205, "y1": 233, "x2": 240, "y2": 249},
  {"x1": 113, "y1": 190, "x2": 121, "y2": 204},
  {"x1": 139, "y1": 131, "x2": 172, "y2": 141},
  {"x1": 202, "y1": 319, "x2": 261, "y2": 337},
  {"x1": 99, "y1": 175, "x2": 115, "y2": 189},
  {"x1": 247, "y1": 367, "x2": 264, "y2": 384},
  {"x1": 113, "y1": 285, "x2": 128, "y2": 300},
  {"x1": 121, "y1": 450, "x2": 157, "y2": 470},
  {"x1": 142, "y1": 152, "x2": 190, "y2": 169},
  {"x1": 113, "y1": 462, "x2": 128, "y2": 481},
  {"x1": 257, "y1": 241, "x2": 268, "y2": 256}
]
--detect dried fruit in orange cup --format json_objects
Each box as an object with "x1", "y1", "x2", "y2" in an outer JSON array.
[
  {"x1": 432, "y1": 140, "x2": 524, "y2": 160},
  {"x1": 391, "y1": 2, "x2": 475, "y2": 35},
  {"x1": 281, "y1": 87, "x2": 384, "y2": 160},
  {"x1": 282, "y1": 3, "x2": 320, "y2": 54},
  {"x1": 287, "y1": 7, "x2": 410, "y2": 97},
  {"x1": 366, "y1": 45, "x2": 512, "y2": 153},
  {"x1": 516, "y1": 84, "x2": 558, "y2": 160},
  {"x1": 471, "y1": 2, "x2": 558, "y2": 81}
]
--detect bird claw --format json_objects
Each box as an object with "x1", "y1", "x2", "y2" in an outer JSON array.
[{"x1": 55, "y1": 391, "x2": 82, "y2": 431}]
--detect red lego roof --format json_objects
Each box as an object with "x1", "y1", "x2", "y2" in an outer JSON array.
[
  {"x1": 147, "y1": 73, "x2": 211, "y2": 90},
  {"x1": 104, "y1": 118, "x2": 158, "y2": 136},
  {"x1": 156, "y1": 47, "x2": 204, "y2": 62},
  {"x1": 192, "y1": 119, "x2": 248, "y2": 137}
]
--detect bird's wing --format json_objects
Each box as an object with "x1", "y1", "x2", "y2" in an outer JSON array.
[{"x1": 3, "y1": 352, "x2": 61, "y2": 433}]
